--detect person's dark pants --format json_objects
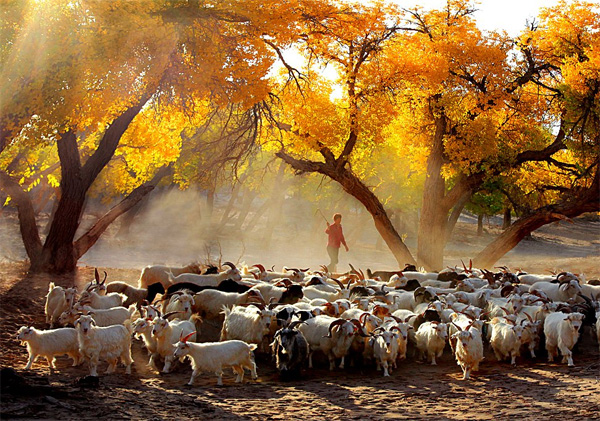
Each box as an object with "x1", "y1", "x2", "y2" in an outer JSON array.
[{"x1": 327, "y1": 246, "x2": 340, "y2": 272}]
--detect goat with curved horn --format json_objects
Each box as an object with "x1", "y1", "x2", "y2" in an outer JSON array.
[
  {"x1": 324, "y1": 319, "x2": 348, "y2": 338},
  {"x1": 180, "y1": 331, "x2": 197, "y2": 343}
]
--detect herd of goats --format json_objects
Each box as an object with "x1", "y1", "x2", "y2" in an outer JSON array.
[{"x1": 16, "y1": 260, "x2": 600, "y2": 385}]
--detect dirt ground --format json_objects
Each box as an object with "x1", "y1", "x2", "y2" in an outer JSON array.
[{"x1": 1, "y1": 217, "x2": 600, "y2": 420}]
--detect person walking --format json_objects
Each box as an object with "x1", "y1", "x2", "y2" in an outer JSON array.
[{"x1": 325, "y1": 213, "x2": 349, "y2": 273}]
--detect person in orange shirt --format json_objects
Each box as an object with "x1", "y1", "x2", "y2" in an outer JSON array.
[{"x1": 325, "y1": 213, "x2": 349, "y2": 273}]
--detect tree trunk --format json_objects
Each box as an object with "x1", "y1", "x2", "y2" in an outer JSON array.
[
  {"x1": 232, "y1": 189, "x2": 256, "y2": 230},
  {"x1": 417, "y1": 113, "x2": 449, "y2": 270},
  {"x1": 474, "y1": 170, "x2": 599, "y2": 268},
  {"x1": 116, "y1": 199, "x2": 144, "y2": 236},
  {"x1": 445, "y1": 193, "x2": 469, "y2": 242},
  {"x1": 243, "y1": 198, "x2": 271, "y2": 232},
  {"x1": 477, "y1": 214, "x2": 484, "y2": 236},
  {"x1": 502, "y1": 206, "x2": 512, "y2": 230},
  {"x1": 219, "y1": 182, "x2": 243, "y2": 226},
  {"x1": 206, "y1": 186, "x2": 215, "y2": 220},
  {"x1": 263, "y1": 162, "x2": 287, "y2": 248},
  {"x1": 0, "y1": 170, "x2": 43, "y2": 261}
]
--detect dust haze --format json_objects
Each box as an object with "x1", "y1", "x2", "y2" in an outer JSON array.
[{"x1": 1, "y1": 184, "x2": 599, "y2": 278}]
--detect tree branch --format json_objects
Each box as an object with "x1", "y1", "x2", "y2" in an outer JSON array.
[
  {"x1": 81, "y1": 95, "x2": 150, "y2": 188},
  {"x1": 73, "y1": 164, "x2": 173, "y2": 259}
]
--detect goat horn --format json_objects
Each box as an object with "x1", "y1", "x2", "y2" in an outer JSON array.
[
  {"x1": 181, "y1": 331, "x2": 196, "y2": 343},
  {"x1": 161, "y1": 311, "x2": 181, "y2": 320},
  {"x1": 287, "y1": 321, "x2": 306, "y2": 330},
  {"x1": 101, "y1": 271, "x2": 108, "y2": 285},
  {"x1": 252, "y1": 264, "x2": 266, "y2": 273},
  {"x1": 222, "y1": 261, "x2": 236, "y2": 270},
  {"x1": 350, "y1": 319, "x2": 369, "y2": 337},
  {"x1": 451, "y1": 322, "x2": 463, "y2": 331},
  {"x1": 94, "y1": 268, "x2": 100, "y2": 283},
  {"x1": 332, "y1": 278, "x2": 344, "y2": 289},
  {"x1": 324, "y1": 319, "x2": 347, "y2": 338}
]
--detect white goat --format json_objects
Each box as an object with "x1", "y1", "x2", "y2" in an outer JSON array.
[
  {"x1": 59, "y1": 305, "x2": 135, "y2": 327},
  {"x1": 369, "y1": 329, "x2": 400, "y2": 376},
  {"x1": 78, "y1": 289, "x2": 125, "y2": 310},
  {"x1": 162, "y1": 290, "x2": 194, "y2": 320},
  {"x1": 298, "y1": 316, "x2": 362, "y2": 370},
  {"x1": 193, "y1": 289, "x2": 265, "y2": 319},
  {"x1": 17, "y1": 326, "x2": 81, "y2": 372},
  {"x1": 132, "y1": 318, "x2": 157, "y2": 356},
  {"x1": 450, "y1": 323, "x2": 484, "y2": 380},
  {"x1": 151, "y1": 312, "x2": 198, "y2": 373},
  {"x1": 173, "y1": 338, "x2": 258, "y2": 386},
  {"x1": 489, "y1": 318, "x2": 524, "y2": 365},
  {"x1": 106, "y1": 281, "x2": 165, "y2": 307},
  {"x1": 529, "y1": 280, "x2": 582, "y2": 302},
  {"x1": 45, "y1": 283, "x2": 70, "y2": 328},
  {"x1": 415, "y1": 321, "x2": 448, "y2": 365},
  {"x1": 220, "y1": 306, "x2": 274, "y2": 347},
  {"x1": 138, "y1": 262, "x2": 202, "y2": 289},
  {"x1": 74, "y1": 314, "x2": 133, "y2": 376},
  {"x1": 168, "y1": 262, "x2": 242, "y2": 287},
  {"x1": 543, "y1": 312, "x2": 584, "y2": 366}
]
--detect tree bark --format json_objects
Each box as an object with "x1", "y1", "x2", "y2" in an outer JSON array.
[
  {"x1": 502, "y1": 206, "x2": 512, "y2": 230},
  {"x1": 445, "y1": 192, "x2": 469, "y2": 242},
  {"x1": 474, "y1": 169, "x2": 599, "y2": 268},
  {"x1": 417, "y1": 112, "x2": 449, "y2": 270},
  {"x1": 477, "y1": 214, "x2": 484, "y2": 236}
]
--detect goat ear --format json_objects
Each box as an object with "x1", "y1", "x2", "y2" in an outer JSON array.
[{"x1": 90, "y1": 319, "x2": 97, "y2": 326}]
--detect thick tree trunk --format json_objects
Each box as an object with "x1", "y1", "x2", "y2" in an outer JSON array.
[
  {"x1": 417, "y1": 114, "x2": 449, "y2": 270},
  {"x1": 474, "y1": 170, "x2": 599, "y2": 268}
]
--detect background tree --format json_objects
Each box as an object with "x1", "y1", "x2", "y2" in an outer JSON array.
[{"x1": 0, "y1": 0, "x2": 294, "y2": 273}]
